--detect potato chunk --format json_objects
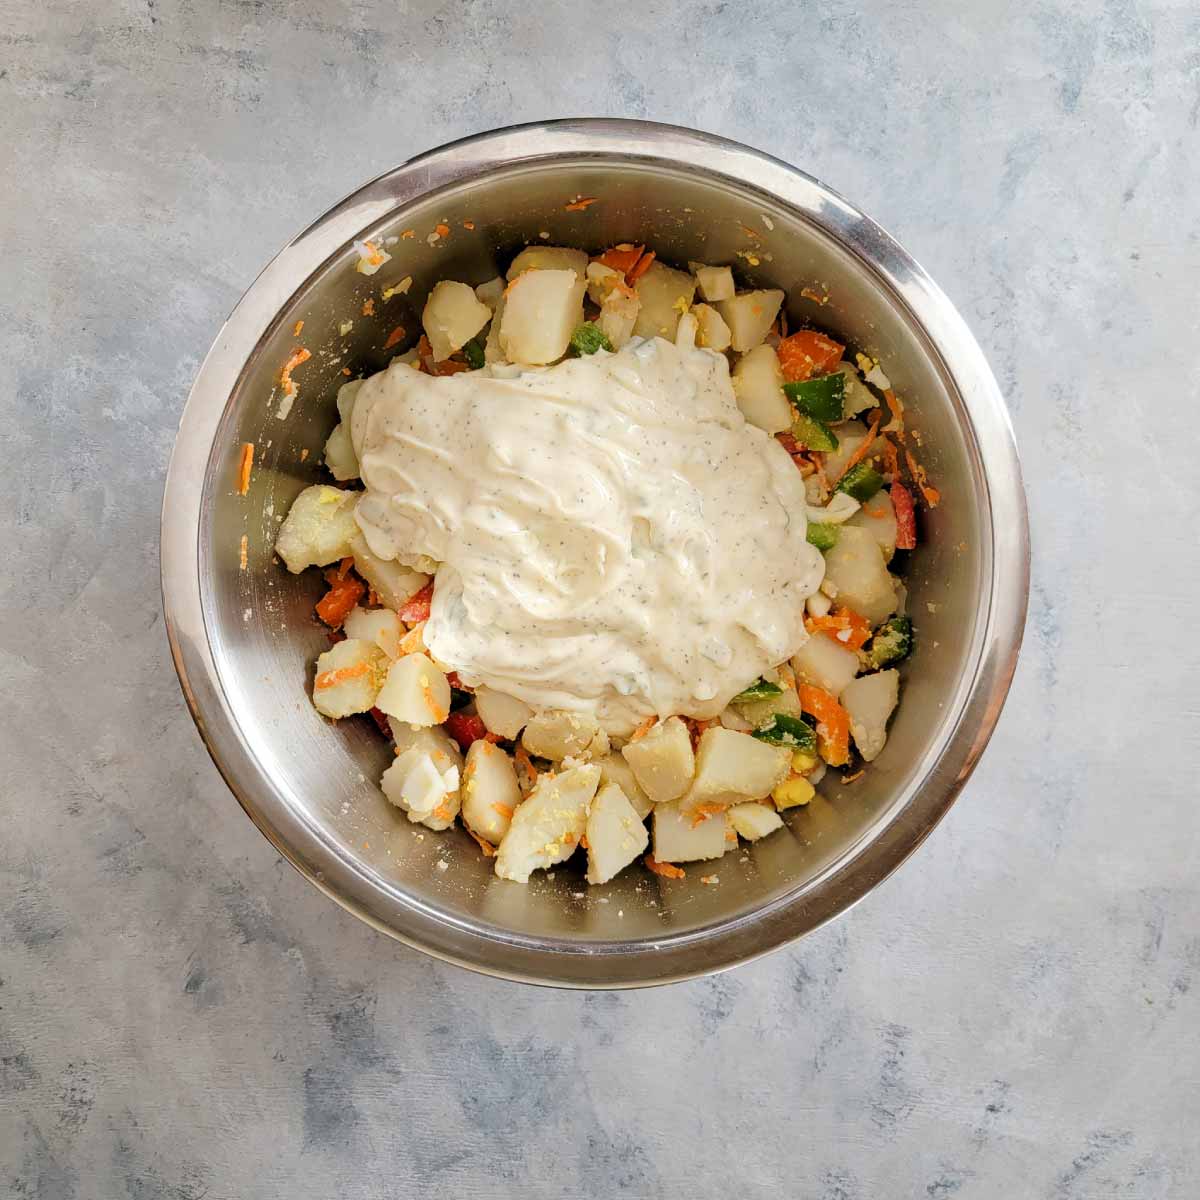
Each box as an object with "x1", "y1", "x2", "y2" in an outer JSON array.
[
  {"x1": 374, "y1": 652, "x2": 451, "y2": 727},
  {"x1": 732, "y1": 344, "x2": 791, "y2": 434},
  {"x1": 841, "y1": 669, "x2": 900, "y2": 762},
  {"x1": 347, "y1": 531, "x2": 430, "y2": 614},
  {"x1": 494, "y1": 763, "x2": 601, "y2": 883},
  {"x1": 421, "y1": 280, "x2": 491, "y2": 361},
  {"x1": 692, "y1": 303, "x2": 732, "y2": 352},
  {"x1": 506, "y1": 246, "x2": 589, "y2": 281},
  {"x1": 342, "y1": 605, "x2": 404, "y2": 658},
  {"x1": 474, "y1": 275, "x2": 505, "y2": 310},
  {"x1": 691, "y1": 263, "x2": 735, "y2": 303},
  {"x1": 323, "y1": 422, "x2": 358, "y2": 481},
  {"x1": 275, "y1": 485, "x2": 359, "y2": 574},
  {"x1": 474, "y1": 686, "x2": 534, "y2": 740},
  {"x1": 595, "y1": 752, "x2": 653, "y2": 820},
  {"x1": 652, "y1": 801, "x2": 729, "y2": 864},
  {"x1": 621, "y1": 716, "x2": 695, "y2": 804},
  {"x1": 461, "y1": 740, "x2": 522, "y2": 845},
  {"x1": 822, "y1": 525, "x2": 898, "y2": 625},
  {"x1": 834, "y1": 362, "x2": 876, "y2": 418},
  {"x1": 632, "y1": 262, "x2": 696, "y2": 341},
  {"x1": 311, "y1": 638, "x2": 386, "y2": 718},
  {"x1": 381, "y1": 743, "x2": 462, "y2": 831},
  {"x1": 728, "y1": 802, "x2": 785, "y2": 841},
  {"x1": 716, "y1": 289, "x2": 784, "y2": 352},
  {"x1": 586, "y1": 783, "x2": 649, "y2": 884},
  {"x1": 733, "y1": 683, "x2": 803, "y2": 730},
  {"x1": 846, "y1": 491, "x2": 898, "y2": 562},
  {"x1": 792, "y1": 631, "x2": 860, "y2": 697},
  {"x1": 521, "y1": 709, "x2": 609, "y2": 762},
  {"x1": 499, "y1": 269, "x2": 584, "y2": 365},
  {"x1": 681, "y1": 727, "x2": 792, "y2": 816}
]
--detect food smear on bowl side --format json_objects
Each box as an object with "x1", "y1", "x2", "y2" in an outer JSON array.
[
  {"x1": 350, "y1": 335, "x2": 824, "y2": 734},
  {"x1": 272, "y1": 243, "x2": 924, "y2": 888}
]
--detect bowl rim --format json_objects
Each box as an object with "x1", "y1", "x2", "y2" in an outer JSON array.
[{"x1": 161, "y1": 118, "x2": 1030, "y2": 988}]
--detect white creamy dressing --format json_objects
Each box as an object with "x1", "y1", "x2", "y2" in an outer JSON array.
[{"x1": 350, "y1": 337, "x2": 824, "y2": 734}]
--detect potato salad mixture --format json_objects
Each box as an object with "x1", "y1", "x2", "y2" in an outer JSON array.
[{"x1": 274, "y1": 241, "x2": 926, "y2": 886}]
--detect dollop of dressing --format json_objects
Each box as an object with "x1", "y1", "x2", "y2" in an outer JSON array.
[{"x1": 351, "y1": 337, "x2": 823, "y2": 733}]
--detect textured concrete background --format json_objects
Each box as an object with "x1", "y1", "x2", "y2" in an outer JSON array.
[{"x1": 2, "y1": 1, "x2": 1197, "y2": 1196}]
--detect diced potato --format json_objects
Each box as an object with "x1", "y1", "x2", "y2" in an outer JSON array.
[
  {"x1": 521, "y1": 709, "x2": 609, "y2": 762},
  {"x1": 692, "y1": 303, "x2": 732, "y2": 352},
  {"x1": 586, "y1": 783, "x2": 649, "y2": 885},
  {"x1": 734, "y1": 683, "x2": 803, "y2": 730},
  {"x1": 461, "y1": 740, "x2": 522, "y2": 844},
  {"x1": 595, "y1": 752, "x2": 652, "y2": 820},
  {"x1": 674, "y1": 311, "x2": 698, "y2": 352},
  {"x1": 499, "y1": 270, "x2": 584, "y2": 365},
  {"x1": 682, "y1": 727, "x2": 792, "y2": 816},
  {"x1": 347, "y1": 531, "x2": 430, "y2": 613},
  {"x1": 585, "y1": 261, "x2": 624, "y2": 305},
  {"x1": 728, "y1": 802, "x2": 784, "y2": 841},
  {"x1": 311, "y1": 638, "x2": 386, "y2": 718},
  {"x1": 652, "y1": 802, "x2": 729, "y2": 864},
  {"x1": 732, "y1": 344, "x2": 792, "y2": 434},
  {"x1": 474, "y1": 276, "x2": 505, "y2": 310},
  {"x1": 275, "y1": 485, "x2": 360, "y2": 574},
  {"x1": 422, "y1": 280, "x2": 491, "y2": 361},
  {"x1": 621, "y1": 716, "x2": 695, "y2": 804},
  {"x1": 342, "y1": 605, "x2": 404, "y2": 658},
  {"x1": 381, "y1": 744, "x2": 461, "y2": 830},
  {"x1": 323, "y1": 422, "x2": 358, "y2": 481},
  {"x1": 718, "y1": 706, "x2": 754, "y2": 733},
  {"x1": 506, "y1": 246, "x2": 589, "y2": 281},
  {"x1": 374, "y1": 652, "x2": 451, "y2": 727},
  {"x1": 484, "y1": 293, "x2": 507, "y2": 363},
  {"x1": 822, "y1": 420, "x2": 872, "y2": 482},
  {"x1": 390, "y1": 722, "x2": 463, "y2": 776},
  {"x1": 474, "y1": 686, "x2": 534, "y2": 740},
  {"x1": 336, "y1": 378, "x2": 364, "y2": 423},
  {"x1": 494, "y1": 763, "x2": 601, "y2": 883},
  {"x1": 847, "y1": 490, "x2": 898, "y2": 561},
  {"x1": 598, "y1": 292, "x2": 640, "y2": 349},
  {"x1": 632, "y1": 262, "x2": 696, "y2": 340},
  {"x1": 822, "y1": 526, "x2": 898, "y2": 625},
  {"x1": 716, "y1": 289, "x2": 784, "y2": 352},
  {"x1": 691, "y1": 263, "x2": 735, "y2": 303},
  {"x1": 792, "y1": 631, "x2": 860, "y2": 697},
  {"x1": 841, "y1": 669, "x2": 900, "y2": 762},
  {"x1": 834, "y1": 362, "x2": 876, "y2": 418}
]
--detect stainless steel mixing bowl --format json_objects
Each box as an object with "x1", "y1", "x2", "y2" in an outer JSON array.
[{"x1": 161, "y1": 120, "x2": 1028, "y2": 987}]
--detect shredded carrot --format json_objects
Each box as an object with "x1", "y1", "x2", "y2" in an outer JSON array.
[
  {"x1": 341, "y1": 366, "x2": 352, "y2": 377},
  {"x1": 798, "y1": 684, "x2": 851, "y2": 767},
  {"x1": 238, "y1": 534, "x2": 248, "y2": 571},
  {"x1": 300, "y1": 448, "x2": 309, "y2": 462},
  {"x1": 279, "y1": 346, "x2": 311, "y2": 395},
  {"x1": 883, "y1": 389, "x2": 905, "y2": 439},
  {"x1": 740, "y1": 224, "x2": 762, "y2": 240},
  {"x1": 645, "y1": 855, "x2": 685, "y2": 880},
  {"x1": 466, "y1": 828, "x2": 497, "y2": 857},
  {"x1": 628, "y1": 717, "x2": 657, "y2": 742},
  {"x1": 800, "y1": 286, "x2": 829, "y2": 305},
  {"x1": 292, "y1": 319, "x2": 304, "y2": 337},
  {"x1": 881, "y1": 435, "x2": 901, "y2": 482},
  {"x1": 383, "y1": 325, "x2": 406, "y2": 349},
  {"x1": 491, "y1": 803, "x2": 514, "y2": 821},
  {"x1": 565, "y1": 196, "x2": 598, "y2": 211},
  {"x1": 314, "y1": 661, "x2": 370, "y2": 690},
  {"x1": 362, "y1": 298, "x2": 375, "y2": 317},
  {"x1": 462, "y1": 220, "x2": 475, "y2": 230},
  {"x1": 595, "y1": 244, "x2": 644, "y2": 277},
  {"x1": 690, "y1": 803, "x2": 727, "y2": 828},
  {"x1": 400, "y1": 228, "x2": 415, "y2": 239},
  {"x1": 842, "y1": 769, "x2": 865, "y2": 784},
  {"x1": 435, "y1": 223, "x2": 450, "y2": 238},
  {"x1": 830, "y1": 415, "x2": 881, "y2": 485},
  {"x1": 904, "y1": 449, "x2": 941, "y2": 508},
  {"x1": 626, "y1": 249, "x2": 656, "y2": 283},
  {"x1": 806, "y1": 607, "x2": 872, "y2": 651},
  {"x1": 236, "y1": 442, "x2": 254, "y2": 495}
]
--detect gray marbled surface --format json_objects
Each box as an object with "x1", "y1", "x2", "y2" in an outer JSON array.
[{"x1": 2, "y1": 1, "x2": 1197, "y2": 1196}]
